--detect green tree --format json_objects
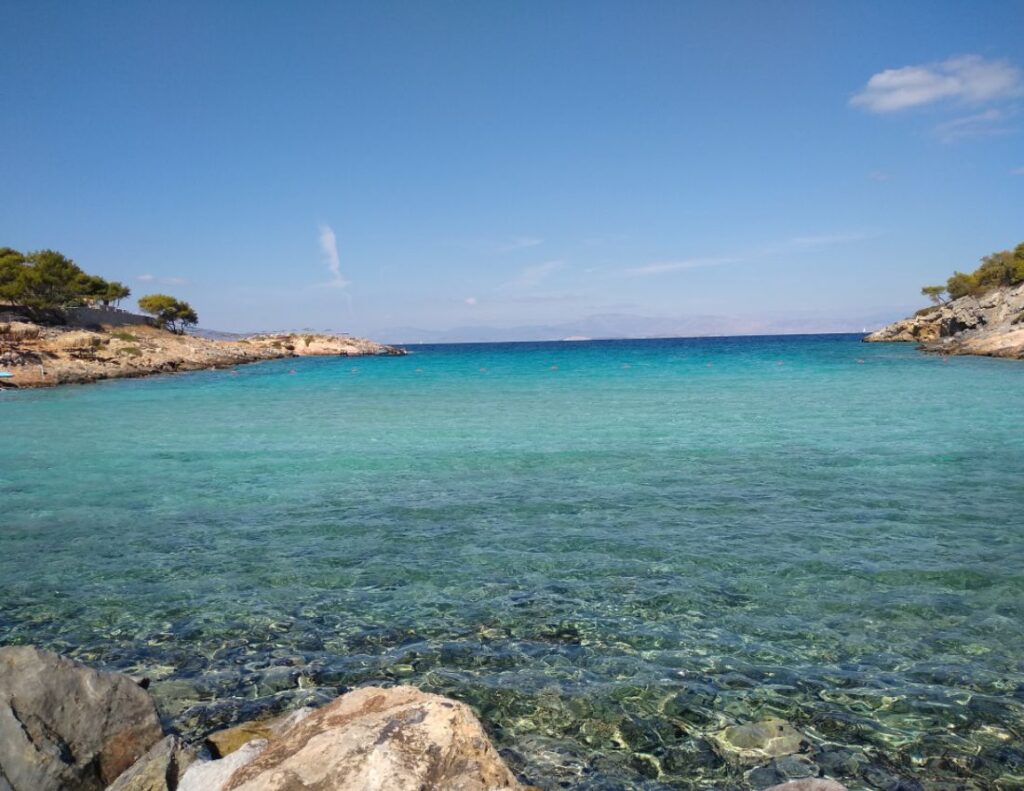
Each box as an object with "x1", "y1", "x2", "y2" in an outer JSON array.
[
  {"x1": 920, "y1": 285, "x2": 947, "y2": 305},
  {"x1": 137, "y1": 293, "x2": 198, "y2": 333},
  {"x1": 15, "y1": 250, "x2": 90, "y2": 310},
  {"x1": 0, "y1": 247, "x2": 26, "y2": 304},
  {"x1": 974, "y1": 250, "x2": 1017, "y2": 289},
  {"x1": 945, "y1": 271, "x2": 978, "y2": 300},
  {"x1": 104, "y1": 281, "x2": 131, "y2": 306}
]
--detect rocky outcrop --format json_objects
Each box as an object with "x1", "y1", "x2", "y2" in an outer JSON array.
[
  {"x1": 220, "y1": 686, "x2": 523, "y2": 791},
  {"x1": 0, "y1": 323, "x2": 405, "y2": 389},
  {"x1": 0, "y1": 646, "x2": 163, "y2": 791},
  {"x1": 865, "y1": 282, "x2": 1024, "y2": 359}
]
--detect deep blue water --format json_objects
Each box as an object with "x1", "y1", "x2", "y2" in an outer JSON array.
[{"x1": 2, "y1": 334, "x2": 1023, "y2": 789}]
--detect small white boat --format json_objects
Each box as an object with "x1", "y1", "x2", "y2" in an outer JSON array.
[{"x1": 0, "y1": 372, "x2": 12, "y2": 378}]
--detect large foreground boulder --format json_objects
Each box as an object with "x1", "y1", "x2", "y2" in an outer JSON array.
[
  {"x1": 219, "y1": 685, "x2": 523, "y2": 791},
  {"x1": 0, "y1": 646, "x2": 163, "y2": 791}
]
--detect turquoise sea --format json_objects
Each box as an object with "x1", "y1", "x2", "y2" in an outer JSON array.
[{"x1": 2, "y1": 334, "x2": 1023, "y2": 789}]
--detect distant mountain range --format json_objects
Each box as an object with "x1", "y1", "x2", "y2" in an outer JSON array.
[{"x1": 374, "y1": 310, "x2": 909, "y2": 345}]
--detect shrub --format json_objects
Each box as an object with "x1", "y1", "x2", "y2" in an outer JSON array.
[{"x1": 110, "y1": 331, "x2": 137, "y2": 342}]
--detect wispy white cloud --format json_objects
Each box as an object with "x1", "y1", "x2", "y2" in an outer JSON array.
[
  {"x1": 498, "y1": 236, "x2": 544, "y2": 253},
  {"x1": 465, "y1": 296, "x2": 478, "y2": 305},
  {"x1": 508, "y1": 260, "x2": 563, "y2": 288},
  {"x1": 137, "y1": 273, "x2": 155, "y2": 282},
  {"x1": 787, "y1": 232, "x2": 870, "y2": 249},
  {"x1": 1012, "y1": 166, "x2": 1024, "y2": 175},
  {"x1": 318, "y1": 224, "x2": 350, "y2": 288},
  {"x1": 851, "y1": 55, "x2": 1022, "y2": 113},
  {"x1": 868, "y1": 170, "x2": 891, "y2": 182},
  {"x1": 935, "y1": 108, "x2": 1016, "y2": 142},
  {"x1": 624, "y1": 232, "x2": 871, "y2": 277},
  {"x1": 625, "y1": 257, "x2": 735, "y2": 276}
]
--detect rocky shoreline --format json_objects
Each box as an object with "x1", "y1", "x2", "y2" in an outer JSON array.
[
  {"x1": 864, "y1": 282, "x2": 1024, "y2": 359},
  {"x1": 0, "y1": 322, "x2": 405, "y2": 389},
  {"x1": 0, "y1": 645, "x2": 850, "y2": 791}
]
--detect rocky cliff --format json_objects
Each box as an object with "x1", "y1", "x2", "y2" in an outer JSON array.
[
  {"x1": 864, "y1": 282, "x2": 1024, "y2": 359},
  {"x1": 0, "y1": 323, "x2": 405, "y2": 389}
]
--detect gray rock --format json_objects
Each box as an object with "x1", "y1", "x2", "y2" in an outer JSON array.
[
  {"x1": 0, "y1": 646, "x2": 164, "y2": 791},
  {"x1": 105, "y1": 736, "x2": 196, "y2": 791}
]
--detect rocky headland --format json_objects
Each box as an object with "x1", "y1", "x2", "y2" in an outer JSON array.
[
  {"x1": 0, "y1": 646, "x2": 852, "y2": 791},
  {"x1": 864, "y1": 282, "x2": 1024, "y2": 359},
  {"x1": 0, "y1": 322, "x2": 405, "y2": 389}
]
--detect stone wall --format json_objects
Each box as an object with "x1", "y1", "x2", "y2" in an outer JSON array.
[{"x1": 64, "y1": 306, "x2": 155, "y2": 328}]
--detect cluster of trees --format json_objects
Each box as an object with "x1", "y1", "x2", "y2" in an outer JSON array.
[
  {"x1": 0, "y1": 247, "x2": 131, "y2": 311},
  {"x1": 1, "y1": 246, "x2": 198, "y2": 333},
  {"x1": 922, "y1": 241, "x2": 1024, "y2": 304}
]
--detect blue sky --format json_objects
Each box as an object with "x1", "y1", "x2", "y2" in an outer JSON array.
[{"x1": 2, "y1": 1, "x2": 1022, "y2": 339}]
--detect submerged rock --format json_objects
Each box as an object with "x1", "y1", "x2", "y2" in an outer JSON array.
[
  {"x1": 708, "y1": 717, "x2": 809, "y2": 766},
  {"x1": 205, "y1": 707, "x2": 313, "y2": 758},
  {"x1": 0, "y1": 646, "x2": 163, "y2": 791},
  {"x1": 763, "y1": 780, "x2": 847, "y2": 791},
  {"x1": 223, "y1": 685, "x2": 524, "y2": 790}
]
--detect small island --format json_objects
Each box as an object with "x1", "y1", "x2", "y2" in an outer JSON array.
[
  {"x1": 0, "y1": 247, "x2": 404, "y2": 389},
  {"x1": 865, "y1": 239, "x2": 1024, "y2": 359}
]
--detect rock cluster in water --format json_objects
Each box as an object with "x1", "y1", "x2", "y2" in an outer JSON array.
[
  {"x1": 864, "y1": 281, "x2": 1024, "y2": 358},
  {"x1": 0, "y1": 646, "x2": 525, "y2": 791}
]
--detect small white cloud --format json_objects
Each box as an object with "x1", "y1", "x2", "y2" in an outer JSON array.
[
  {"x1": 509, "y1": 260, "x2": 563, "y2": 288},
  {"x1": 868, "y1": 170, "x2": 891, "y2": 182},
  {"x1": 625, "y1": 257, "x2": 734, "y2": 276},
  {"x1": 498, "y1": 236, "x2": 543, "y2": 253},
  {"x1": 935, "y1": 108, "x2": 1014, "y2": 142},
  {"x1": 318, "y1": 224, "x2": 350, "y2": 288},
  {"x1": 465, "y1": 296, "x2": 478, "y2": 305},
  {"x1": 851, "y1": 54, "x2": 1022, "y2": 113},
  {"x1": 1012, "y1": 166, "x2": 1024, "y2": 175},
  {"x1": 137, "y1": 273, "x2": 187, "y2": 286}
]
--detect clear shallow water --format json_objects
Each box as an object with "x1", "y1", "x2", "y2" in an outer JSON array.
[{"x1": 2, "y1": 334, "x2": 1023, "y2": 789}]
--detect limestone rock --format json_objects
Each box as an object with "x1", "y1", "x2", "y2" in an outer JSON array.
[
  {"x1": 865, "y1": 282, "x2": 1024, "y2": 359},
  {"x1": 223, "y1": 685, "x2": 523, "y2": 791},
  {"x1": 177, "y1": 740, "x2": 267, "y2": 791},
  {"x1": 709, "y1": 718, "x2": 809, "y2": 766},
  {"x1": 105, "y1": 736, "x2": 196, "y2": 791},
  {"x1": 0, "y1": 646, "x2": 163, "y2": 791},
  {"x1": 763, "y1": 780, "x2": 847, "y2": 791},
  {"x1": 0, "y1": 323, "x2": 405, "y2": 389}
]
